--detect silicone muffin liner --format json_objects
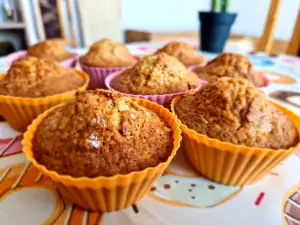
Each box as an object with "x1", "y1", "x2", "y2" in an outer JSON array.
[
  {"x1": 79, "y1": 56, "x2": 139, "y2": 90},
  {"x1": 171, "y1": 95, "x2": 300, "y2": 186},
  {"x1": 60, "y1": 55, "x2": 78, "y2": 68},
  {"x1": 188, "y1": 63, "x2": 206, "y2": 72},
  {"x1": 105, "y1": 70, "x2": 204, "y2": 108},
  {"x1": 189, "y1": 66, "x2": 271, "y2": 88},
  {"x1": 22, "y1": 98, "x2": 182, "y2": 212},
  {"x1": 6, "y1": 50, "x2": 27, "y2": 65},
  {"x1": 79, "y1": 63, "x2": 131, "y2": 90},
  {"x1": 6, "y1": 50, "x2": 78, "y2": 68},
  {"x1": 0, "y1": 70, "x2": 89, "y2": 132}
]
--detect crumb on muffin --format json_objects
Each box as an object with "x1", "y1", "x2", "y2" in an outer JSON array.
[
  {"x1": 79, "y1": 39, "x2": 137, "y2": 68},
  {"x1": 0, "y1": 56, "x2": 84, "y2": 98},
  {"x1": 33, "y1": 90, "x2": 173, "y2": 177},
  {"x1": 193, "y1": 53, "x2": 265, "y2": 87},
  {"x1": 174, "y1": 77, "x2": 298, "y2": 149},
  {"x1": 156, "y1": 41, "x2": 205, "y2": 67},
  {"x1": 27, "y1": 40, "x2": 73, "y2": 61},
  {"x1": 111, "y1": 52, "x2": 200, "y2": 95}
]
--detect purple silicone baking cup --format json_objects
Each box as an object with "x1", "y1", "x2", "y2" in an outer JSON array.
[
  {"x1": 6, "y1": 50, "x2": 78, "y2": 68},
  {"x1": 189, "y1": 65, "x2": 271, "y2": 88},
  {"x1": 104, "y1": 70, "x2": 204, "y2": 108},
  {"x1": 79, "y1": 63, "x2": 131, "y2": 90},
  {"x1": 6, "y1": 50, "x2": 27, "y2": 65},
  {"x1": 60, "y1": 55, "x2": 78, "y2": 68},
  {"x1": 78, "y1": 56, "x2": 140, "y2": 90},
  {"x1": 188, "y1": 64, "x2": 205, "y2": 72}
]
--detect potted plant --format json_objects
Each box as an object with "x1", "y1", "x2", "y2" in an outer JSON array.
[{"x1": 199, "y1": 0, "x2": 237, "y2": 53}]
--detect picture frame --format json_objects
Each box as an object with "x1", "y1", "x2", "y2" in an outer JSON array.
[{"x1": 19, "y1": 0, "x2": 83, "y2": 46}]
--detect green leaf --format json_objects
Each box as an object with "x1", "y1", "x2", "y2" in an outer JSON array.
[
  {"x1": 221, "y1": 0, "x2": 230, "y2": 13},
  {"x1": 211, "y1": 0, "x2": 222, "y2": 12}
]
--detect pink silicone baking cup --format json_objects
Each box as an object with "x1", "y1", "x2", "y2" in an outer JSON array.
[
  {"x1": 258, "y1": 72, "x2": 271, "y2": 88},
  {"x1": 6, "y1": 50, "x2": 27, "y2": 65},
  {"x1": 79, "y1": 63, "x2": 130, "y2": 90},
  {"x1": 6, "y1": 50, "x2": 77, "y2": 68},
  {"x1": 189, "y1": 66, "x2": 271, "y2": 88},
  {"x1": 60, "y1": 55, "x2": 77, "y2": 68},
  {"x1": 105, "y1": 70, "x2": 204, "y2": 108},
  {"x1": 79, "y1": 56, "x2": 140, "y2": 90},
  {"x1": 188, "y1": 63, "x2": 206, "y2": 72}
]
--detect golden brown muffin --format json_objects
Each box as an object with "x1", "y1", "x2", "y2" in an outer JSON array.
[
  {"x1": 111, "y1": 53, "x2": 200, "y2": 95},
  {"x1": 27, "y1": 40, "x2": 73, "y2": 61},
  {"x1": 33, "y1": 90, "x2": 173, "y2": 178},
  {"x1": 156, "y1": 41, "x2": 205, "y2": 67},
  {"x1": 174, "y1": 77, "x2": 298, "y2": 149},
  {"x1": 0, "y1": 56, "x2": 84, "y2": 98},
  {"x1": 193, "y1": 53, "x2": 265, "y2": 87},
  {"x1": 79, "y1": 39, "x2": 137, "y2": 67}
]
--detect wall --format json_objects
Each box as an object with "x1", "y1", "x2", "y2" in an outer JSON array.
[
  {"x1": 77, "y1": 0, "x2": 122, "y2": 46},
  {"x1": 122, "y1": 0, "x2": 299, "y2": 41}
]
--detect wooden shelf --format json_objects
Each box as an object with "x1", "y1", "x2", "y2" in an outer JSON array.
[{"x1": 0, "y1": 22, "x2": 25, "y2": 30}]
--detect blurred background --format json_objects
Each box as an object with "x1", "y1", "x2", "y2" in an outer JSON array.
[{"x1": 0, "y1": 0, "x2": 299, "y2": 55}]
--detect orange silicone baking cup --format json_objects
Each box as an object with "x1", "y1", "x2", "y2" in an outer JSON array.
[
  {"x1": 171, "y1": 95, "x2": 300, "y2": 187},
  {"x1": 0, "y1": 70, "x2": 89, "y2": 132},
  {"x1": 22, "y1": 98, "x2": 182, "y2": 212}
]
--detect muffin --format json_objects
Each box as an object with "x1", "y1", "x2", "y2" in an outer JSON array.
[
  {"x1": 80, "y1": 39, "x2": 137, "y2": 68},
  {"x1": 0, "y1": 56, "x2": 88, "y2": 132},
  {"x1": 33, "y1": 90, "x2": 173, "y2": 177},
  {"x1": 23, "y1": 90, "x2": 181, "y2": 211},
  {"x1": 175, "y1": 77, "x2": 298, "y2": 149},
  {"x1": 0, "y1": 56, "x2": 84, "y2": 98},
  {"x1": 156, "y1": 41, "x2": 205, "y2": 67},
  {"x1": 27, "y1": 40, "x2": 74, "y2": 62},
  {"x1": 79, "y1": 39, "x2": 137, "y2": 89},
  {"x1": 171, "y1": 77, "x2": 300, "y2": 186},
  {"x1": 193, "y1": 53, "x2": 266, "y2": 87},
  {"x1": 110, "y1": 52, "x2": 200, "y2": 95}
]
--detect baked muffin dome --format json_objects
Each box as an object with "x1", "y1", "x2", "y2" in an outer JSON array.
[
  {"x1": 33, "y1": 90, "x2": 173, "y2": 178},
  {"x1": 79, "y1": 39, "x2": 137, "y2": 67},
  {"x1": 193, "y1": 53, "x2": 265, "y2": 87},
  {"x1": 156, "y1": 41, "x2": 205, "y2": 67},
  {"x1": 174, "y1": 77, "x2": 298, "y2": 149},
  {"x1": 0, "y1": 56, "x2": 84, "y2": 98},
  {"x1": 27, "y1": 40, "x2": 73, "y2": 61},
  {"x1": 111, "y1": 52, "x2": 200, "y2": 95}
]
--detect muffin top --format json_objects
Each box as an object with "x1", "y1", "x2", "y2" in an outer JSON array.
[
  {"x1": 174, "y1": 77, "x2": 298, "y2": 149},
  {"x1": 111, "y1": 52, "x2": 200, "y2": 95},
  {"x1": 0, "y1": 56, "x2": 84, "y2": 98},
  {"x1": 193, "y1": 53, "x2": 264, "y2": 87},
  {"x1": 33, "y1": 90, "x2": 173, "y2": 178},
  {"x1": 27, "y1": 40, "x2": 73, "y2": 61},
  {"x1": 79, "y1": 39, "x2": 137, "y2": 67},
  {"x1": 156, "y1": 42, "x2": 205, "y2": 67}
]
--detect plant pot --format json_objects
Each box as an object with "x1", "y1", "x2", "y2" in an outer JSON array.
[{"x1": 199, "y1": 12, "x2": 237, "y2": 53}]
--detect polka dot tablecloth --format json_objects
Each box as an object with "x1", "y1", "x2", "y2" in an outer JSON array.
[{"x1": 1, "y1": 44, "x2": 300, "y2": 225}]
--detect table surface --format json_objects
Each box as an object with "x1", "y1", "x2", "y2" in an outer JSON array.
[{"x1": 0, "y1": 44, "x2": 300, "y2": 225}]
